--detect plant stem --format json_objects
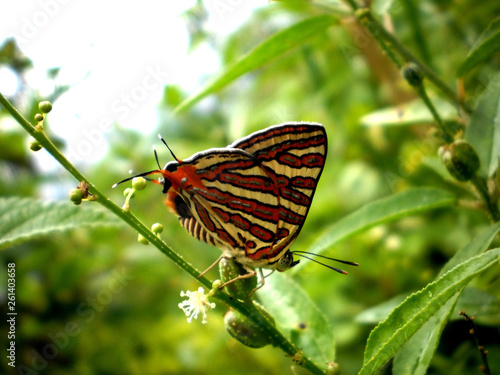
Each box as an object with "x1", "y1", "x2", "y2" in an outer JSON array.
[
  {"x1": 459, "y1": 311, "x2": 492, "y2": 375},
  {"x1": 471, "y1": 175, "x2": 500, "y2": 222},
  {"x1": 351, "y1": 7, "x2": 472, "y2": 114},
  {"x1": 0, "y1": 92, "x2": 207, "y2": 284},
  {"x1": 416, "y1": 83, "x2": 454, "y2": 144},
  {"x1": 0, "y1": 92, "x2": 327, "y2": 375},
  {"x1": 342, "y1": 0, "x2": 358, "y2": 10},
  {"x1": 339, "y1": 4, "x2": 499, "y2": 223}
]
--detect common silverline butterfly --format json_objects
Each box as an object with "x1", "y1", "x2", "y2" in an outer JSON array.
[{"x1": 115, "y1": 122, "x2": 357, "y2": 287}]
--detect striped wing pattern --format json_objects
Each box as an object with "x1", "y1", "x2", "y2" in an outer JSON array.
[{"x1": 165, "y1": 122, "x2": 327, "y2": 270}]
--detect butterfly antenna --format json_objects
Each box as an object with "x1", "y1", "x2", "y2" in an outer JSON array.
[
  {"x1": 112, "y1": 135, "x2": 175, "y2": 189},
  {"x1": 153, "y1": 146, "x2": 162, "y2": 170},
  {"x1": 292, "y1": 251, "x2": 359, "y2": 274},
  {"x1": 158, "y1": 133, "x2": 181, "y2": 162},
  {"x1": 112, "y1": 169, "x2": 161, "y2": 188}
]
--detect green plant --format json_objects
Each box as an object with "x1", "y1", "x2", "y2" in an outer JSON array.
[{"x1": 1, "y1": 1, "x2": 500, "y2": 374}]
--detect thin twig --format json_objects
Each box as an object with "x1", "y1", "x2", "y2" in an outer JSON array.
[
  {"x1": 459, "y1": 311, "x2": 492, "y2": 375},
  {"x1": 416, "y1": 83, "x2": 454, "y2": 144},
  {"x1": 471, "y1": 176, "x2": 500, "y2": 222}
]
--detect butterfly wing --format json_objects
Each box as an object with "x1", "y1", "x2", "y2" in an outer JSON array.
[
  {"x1": 164, "y1": 148, "x2": 283, "y2": 268},
  {"x1": 230, "y1": 122, "x2": 327, "y2": 261},
  {"x1": 165, "y1": 122, "x2": 327, "y2": 270}
]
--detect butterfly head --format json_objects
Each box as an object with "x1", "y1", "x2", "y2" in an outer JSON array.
[
  {"x1": 276, "y1": 251, "x2": 300, "y2": 272},
  {"x1": 160, "y1": 163, "x2": 179, "y2": 193},
  {"x1": 282, "y1": 251, "x2": 359, "y2": 274}
]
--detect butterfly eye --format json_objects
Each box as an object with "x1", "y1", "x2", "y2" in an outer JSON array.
[
  {"x1": 276, "y1": 251, "x2": 297, "y2": 272},
  {"x1": 162, "y1": 178, "x2": 172, "y2": 194},
  {"x1": 165, "y1": 163, "x2": 178, "y2": 172}
]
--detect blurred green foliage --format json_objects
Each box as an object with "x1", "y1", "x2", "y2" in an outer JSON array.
[{"x1": 1, "y1": 1, "x2": 500, "y2": 374}]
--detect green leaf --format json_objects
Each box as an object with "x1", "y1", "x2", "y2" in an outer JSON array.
[
  {"x1": 457, "y1": 17, "x2": 500, "y2": 77},
  {"x1": 359, "y1": 247, "x2": 500, "y2": 375},
  {"x1": 360, "y1": 96, "x2": 458, "y2": 127},
  {"x1": 302, "y1": 188, "x2": 455, "y2": 261},
  {"x1": 174, "y1": 15, "x2": 338, "y2": 113},
  {"x1": 421, "y1": 156, "x2": 452, "y2": 181},
  {"x1": 258, "y1": 273, "x2": 335, "y2": 368},
  {"x1": 392, "y1": 222, "x2": 500, "y2": 375},
  {"x1": 438, "y1": 222, "x2": 500, "y2": 278},
  {"x1": 465, "y1": 72, "x2": 500, "y2": 177},
  {"x1": 355, "y1": 294, "x2": 408, "y2": 324},
  {"x1": 392, "y1": 297, "x2": 460, "y2": 375},
  {"x1": 0, "y1": 197, "x2": 124, "y2": 250}
]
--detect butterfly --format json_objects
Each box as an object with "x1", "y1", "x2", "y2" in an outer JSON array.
[{"x1": 115, "y1": 122, "x2": 357, "y2": 287}]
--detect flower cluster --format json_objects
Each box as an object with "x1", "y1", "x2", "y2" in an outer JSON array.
[{"x1": 178, "y1": 287, "x2": 216, "y2": 324}]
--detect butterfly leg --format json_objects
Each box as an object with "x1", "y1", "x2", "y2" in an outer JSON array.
[
  {"x1": 197, "y1": 254, "x2": 224, "y2": 279},
  {"x1": 248, "y1": 268, "x2": 267, "y2": 296},
  {"x1": 221, "y1": 268, "x2": 274, "y2": 296},
  {"x1": 218, "y1": 268, "x2": 257, "y2": 290}
]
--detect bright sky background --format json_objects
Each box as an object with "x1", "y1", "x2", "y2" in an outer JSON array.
[{"x1": 0, "y1": 1, "x2": 268, "y2": 166}]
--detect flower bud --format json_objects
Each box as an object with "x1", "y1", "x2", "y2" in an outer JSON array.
[
  {"x1": 224, "y1": 308, "x2": 272, "y2": 348},
  {"x1": 38, "y1": 101, "x2": 52, "y2": 114},
  {"x1": 212, "y1": 279, "x2": 223, "y2": 291},
  {"x1": 327, "y1": 361, "x2": 341, "y2": 375},
  {"x1": 69, "y1": 188, "x2": 83, "y2": 205},
  {"x1": 132, "y1": 177, "x2": 147, "y2": 191},
  {"x1": 401, "y1": 62, "x2": 424, "y2": 87},
  {"x1": 219, "y1": 257, "x2": 257, "y2": 299},
  {"x1": 123, "y1": 188, "x2": 135, "y2": 198},
  {"x1": 439, "y1": 140, "x2": 480, "y2": 181},
  {"x1": 34, "y1": 113, "x2": 44, "y2": 122},
  {"x1": 286, "y1": 349, "x2": 306, "y2": 365},
  {"x1": 151, "y1": 223, "x2": 163, "y2": 234},
  {"x1": 29, "y1": 139, "x2": 42, "y2": 152},
  {"x1": 137, "y1": 233, "x2": 149, "y2": 245}
]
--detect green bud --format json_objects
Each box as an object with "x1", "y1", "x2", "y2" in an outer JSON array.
[
  {"x1": 224, "y1": 308, "x2": 272, "y2": 348},
  {"x1": 219, "y1": 257, "x2": 257, "y2": 299},
  {"x1": 132, "y1": 177, "x2": 147, "y2": 191},
  {"x1": 137, "y1": 233, "x2": 149, "y2": 245},
  {"x1": 38, "y1": 101, "x2": 52, "y2": 114},
  {"x1": 34, "y1": 113, "x2": 44, "y2": 122},
  {"x1": 402, "y1": 62, "x2": 424, "y2": 87},
  {"x1": 123, "y1": 188, "x2": 135, "y2": 198},
  {"x1": 288, "y1": 350, "x2": 305, "y2": 366},
  {"x1": 38, "y1": 100, "x2": 52, "y2": 113},
  {"x1": 69, "y1": 188, "x2": 83, "y2": 205},
  {"x1": 439, "y1": 140, "x2": 480, "y2": 181},
  {"x1": 212, "y1": 279, "x2": 223, "y2": 291},
  {"x1": 29, "y1": 139, "x2": 42, "y2": 152},
  {"x1": 327, "y1": 361, "x2": 341, "y2": 375},
  {"x1": 151, "y1": 223, "x2": 163, "y2": 234}
]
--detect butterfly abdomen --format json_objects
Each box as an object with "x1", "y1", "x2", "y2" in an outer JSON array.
[
  {"x1": 178, "y1": 216, "x2": 217, "y2": 246},
  {"x1": 167, "y1": 190, "x2": 220, "y2": 247}
]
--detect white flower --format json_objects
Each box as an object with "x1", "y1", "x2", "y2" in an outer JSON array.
[{"x1": 178, "y1": 287, "x2": 216, "y2": 324}]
